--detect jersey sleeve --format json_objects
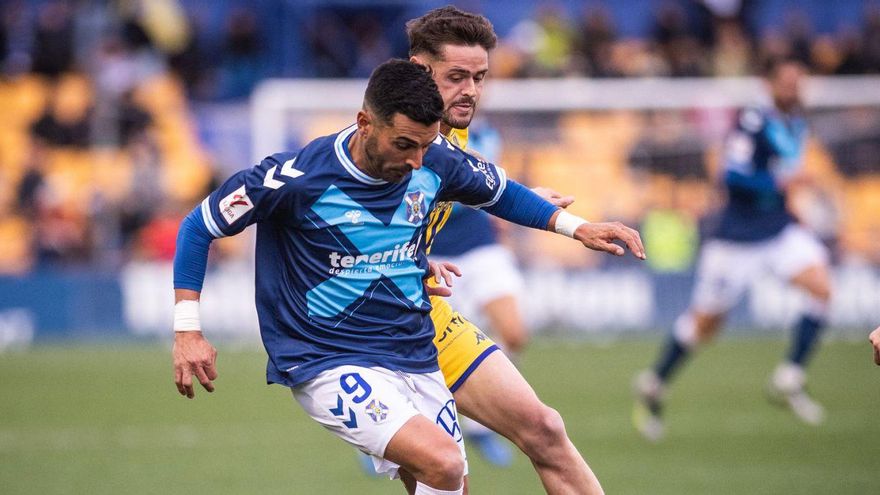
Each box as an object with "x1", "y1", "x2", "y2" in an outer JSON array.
[
  {"x1": 173, "y1": 152, "x2": 304, "y2": 291},
  {"x1": 434, "y1": 139, "x2": 508, "y2": 209},
  {"x1": 200, "y1": 152, "x2": 302, "y2": 238}
]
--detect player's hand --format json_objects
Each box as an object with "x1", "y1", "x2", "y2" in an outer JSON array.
[
  {"x1": 532, "y1": 187, "x2": 575, "y2": 209},
  {"x1": 173, "y1": 331, "x2": 218, "y2": 399},
  {"x1": 424, "y1": 260, "x2": 461, "y2": 297},
  {"x1": 574, "y1": 222, "x2": 646, "y2": 260},
  {"x1": 869, "y1": 327, "x2": 880, "y2": 366}
]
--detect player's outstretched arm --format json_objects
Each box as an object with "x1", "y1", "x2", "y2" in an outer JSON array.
[
  {"x1": 869, "y1": 326, "x2": 880, "y2": 365},
  {"x1": 549, "y1": 210, "x2": 646, "y2": 260},
  {"x1": 172, "y1": 289, "x2": 218, "y2": 399},
  {"x1": 480, "y1": 179, "x2": 645, "y2": 260}
]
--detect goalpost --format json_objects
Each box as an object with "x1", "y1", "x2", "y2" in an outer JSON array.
[{"x1": 251, "y1": 76, "x2": 880, "y2": 160}]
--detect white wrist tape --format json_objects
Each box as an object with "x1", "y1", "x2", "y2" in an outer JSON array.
[
  {"x1": 173, "y1": 300, "x2": 201, "y2": 332},
  {"x1": 554, "y1": 210, "x2": 589, "y2": 238}
]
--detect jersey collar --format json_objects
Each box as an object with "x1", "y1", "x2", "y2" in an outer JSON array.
[{"x1": 334, "y1": 124, "x2": 387, "y2": 185}]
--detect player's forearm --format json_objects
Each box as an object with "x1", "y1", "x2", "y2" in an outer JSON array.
[
  {"x1": 173, "y1": 207, "x2": 215, "y2": 292},
  {"x1": 483, "y1": 179, "x2": 558, "y2": 230},
  {"x1": 175, "y1": 288, "x2": 200, "y2": 303}
]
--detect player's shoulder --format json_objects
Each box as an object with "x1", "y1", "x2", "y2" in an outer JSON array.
[
  {"x1": 259, "y1": 131, "x2": 342, "y2": 176},
  {"x1": 426, "y1": 133, "x2": 476, "y2": 168}
]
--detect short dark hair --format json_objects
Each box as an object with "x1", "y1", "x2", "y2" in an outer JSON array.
[
  {"x1": 406, "y1": 5, "x2": 497, "y2": 59},
  {"x1": 364, "y1": 59, "x2": 444, "y2": 127}
]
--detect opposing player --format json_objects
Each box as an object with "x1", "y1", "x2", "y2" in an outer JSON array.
[
  {"x1": 428, "y1": 123, "x2": 526, "y2": 466},
  {"x1": 406, "y1": 7, "x2": 611, "y2": 493},
  {"x1": 172, "y1": 59, "x2": 643, "y2": 493},
  {"x1": 634, "y1": 57, "x2": 832, "y2": 441}
]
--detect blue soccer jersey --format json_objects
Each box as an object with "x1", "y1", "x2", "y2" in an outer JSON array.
[
  {"x1": 176, "y1": 124, "x2": 516, "y2": 387},
  {"x1": 715, "y1": 105, "x2": 807, "y2": 242},
  {"x1": 430, "y1": 125, "x2": 502, "y2": 257}
]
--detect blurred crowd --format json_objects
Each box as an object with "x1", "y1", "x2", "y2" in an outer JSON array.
[
  {"x1": 499, "y1": 2, "x2": 880, "y2": 79},
  {"x1": 0, "y1": 0, "x2": 879, "y2": 276},
  {"x1": 301, "y1": 1, "x2": 880, "y2": 79},
  {"x1": 0, "y1": 0, "x2": 216, "y2": 274}
]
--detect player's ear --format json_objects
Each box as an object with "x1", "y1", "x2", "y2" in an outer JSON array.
[
  {"x1": 356, "y1": 110, "x2": 372, "y2": 136},
  {"x1": 410, "y1": 55, "x2": 432, "y2": 76}
]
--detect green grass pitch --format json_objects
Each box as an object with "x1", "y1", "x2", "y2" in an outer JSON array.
[{"x1": 0, "y1": 337, "x2": 876, "y2": 494}]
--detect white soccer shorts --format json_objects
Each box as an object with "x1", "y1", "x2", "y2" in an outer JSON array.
[
  {"x1": 432, "y1": 243, "x2": 524, "y2": 324},
  {"x1": 292, "y1": 366, "x2": 467, "y2": 479},
  {"x1": 691, "y1": 223, "x2": 829, "y2": 314}
]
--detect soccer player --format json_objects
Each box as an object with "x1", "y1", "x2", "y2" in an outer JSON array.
[
  {"x1": 870, "y1": 326, "x2": 880, "y2": 365},
  {"x1": 172, "y1": 59, "x2": 644, "y2": 494},
  {"x1": 405, "y1": 6, "x2": 606, "y2": 493},
  {"x1": 634, "y1": 57, "x2": 832, "y2": 441}
]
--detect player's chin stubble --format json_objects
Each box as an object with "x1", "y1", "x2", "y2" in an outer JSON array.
[{"x1": 444, "y1": 104, "x2": 475, "y2": 130}]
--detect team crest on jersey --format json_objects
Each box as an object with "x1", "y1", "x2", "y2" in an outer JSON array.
[
  {"x1": 218, "y1": 185, "x2": 254, "y2": 225},
  {"x1": 365, "y1": 399, "x2": 389, "y2": 423},
  {"x1": 404, "y1": 191, "x2": 426, "y2": 224}
]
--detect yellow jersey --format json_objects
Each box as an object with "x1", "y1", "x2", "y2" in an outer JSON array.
[
  {"x1": 426, "y1": 126, "x2": 499, "y2": 391},
  {"x1": 424, "y1": 127, "x2": 469, "y2": 254}
]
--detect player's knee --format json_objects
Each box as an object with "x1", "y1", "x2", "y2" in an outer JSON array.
[
  {"x1": 414, "y1": 439, "x2": 465, "y2": 489},
  {"x1": 535, "y1": 406, "x2": 567, "y2": 444},
  {"x1": 694, "y1": 313, "x2": 723, "y2": 342},
  {"x1": 812, "y1": 282, "x2": 831, "y2": 303},
  {"x1": 420, "y1": 443, "x2": 465, "y2": 487},
  {"x1": 519, "y1": 404, "x2": 567, "y2": 456}
]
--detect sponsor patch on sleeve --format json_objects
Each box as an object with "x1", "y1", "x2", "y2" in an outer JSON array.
[{"x1": 218, "y1": 185, "x2": 254, "y2": 225}]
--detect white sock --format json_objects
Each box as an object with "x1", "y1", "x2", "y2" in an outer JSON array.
[
  {"x1": 673, "y1": 313, "x2": 698, "y2": 348},
  {"x1": 414, "y1": 481, "x2": 464, "y2": 495},
  {"x1": 804, "y1": 294, "x2": 829, "y2": 321}
]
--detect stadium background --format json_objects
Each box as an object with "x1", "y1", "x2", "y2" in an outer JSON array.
[{"x1": 0, "y1": 1, "x2": 877, "y2": 493}]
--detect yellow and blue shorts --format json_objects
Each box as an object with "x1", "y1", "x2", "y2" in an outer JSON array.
[{"x1": 430, "y1": 295, "x2": 499, "y2": 392}]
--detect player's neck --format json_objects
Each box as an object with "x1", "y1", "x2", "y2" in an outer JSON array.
[
  {"x1": 439, "y1": 122, "x2": 453, "y2": 136},
  {"x1": 347, "y1": 131, "x2": 376, "y2": 179}
]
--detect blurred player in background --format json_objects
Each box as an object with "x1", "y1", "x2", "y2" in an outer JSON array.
[
  {"x1": 634, "y1": 57, "x2": 832, "y2": 441},
  {"x1": 428, "y1": 121, "x2": 524, "y2": 466}
]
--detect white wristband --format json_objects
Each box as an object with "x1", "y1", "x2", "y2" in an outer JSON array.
[
  {"x1": 174, "y1": 300, "x2": 201, "y2": 332},
  {"x1": 554, "y1": 210, "x2": 589, "y2": 238}
]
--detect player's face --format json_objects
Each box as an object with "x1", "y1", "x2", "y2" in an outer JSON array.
[
  {"x1": 417, "y1": 44, "x2": 489, "y2": 131},
  {"x1": 770, "y1": 63, "x2": 804, "y2": 112},
  {"x1": 364, "y1": 113, "x2": 439, "y2": 183}
]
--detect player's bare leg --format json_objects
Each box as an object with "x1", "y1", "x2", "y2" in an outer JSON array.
[
  {"x1": 453, "y1": 351, "x2": 604, "y2": 494},
  {"x1": 384, "y1": 415, "x2": 465, "y2": 493},
  {"x1": 768, "y1": 263, "x2": 831, "y2": 425},
  {"x1": 789, "y1": 264, "x2": 831, "y2": 302},
  {"x1": 633, "y1": 310, "x2": 724, "y2": 441},
  {"x1": 460, "y1": 295, "x2": 526, "y2": 467}
]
